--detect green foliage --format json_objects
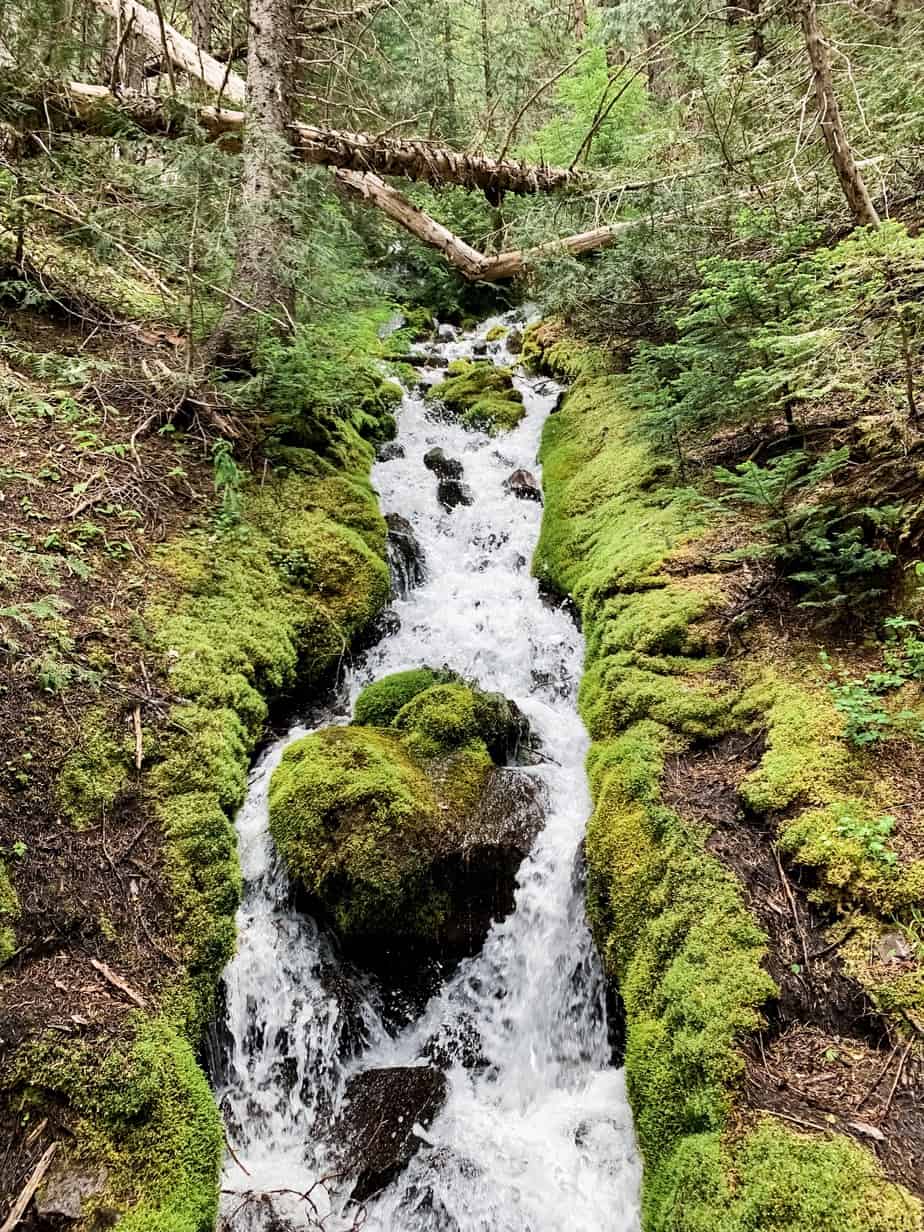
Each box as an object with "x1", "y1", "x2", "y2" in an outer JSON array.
[
  {"x1": 714, "y1": 450, "x2": 898, "y2": 617},
  {"x1": 426, "y1": 359, "x2": 525, "y2": 433},
  {"x1": 821, "y1": 624, "x2": 924, "y2": 746},
  {"x1": 210, "y1": 439, "x2": 243, "y2": 530},
  {"x1": 629, "y1": 223, "x2": 924, "y2": 445}
]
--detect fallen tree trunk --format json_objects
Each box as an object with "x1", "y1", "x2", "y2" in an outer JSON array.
[
  {"x1": 63, "y1": 0, "x2": 651, "y2": 281},
  {"x1": 55, "y1": 81, "x2": 583, "y2": 195}
]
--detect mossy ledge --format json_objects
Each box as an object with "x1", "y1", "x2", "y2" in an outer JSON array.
[
  {"x1": 4, "y1": 369, "x2": 391, "y2": 1228},
  {"x1": 533, "y1": 331, "x2": 923, "y2": 1231}
]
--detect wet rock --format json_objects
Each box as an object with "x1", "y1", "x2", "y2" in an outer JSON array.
[
  {"x1": 437, "y1": 323, "x2": 458, "y2": 342},
  {"x1": 551, "y1": 389, "x2": 567, "y2": 414},
  {"x1": 374, "y1": 608, "x2": 401, "y2": 638},
  {"x1": 385, "y1": 513, "x2": 425, "y2": 599},
  {"x1": 472, "y1": 341, "x2": 488, "y2": 356},
  {"x1": 377, "y1": 440, "x2": 405, "y2": 462},
  {"x1": 35, "y1": 1165, "x2": 112, "y2": 1225},
  {"x1": 503, "y1": 469, "x2": 542, "y2": 503},
  {"x1": 422, "y1": 1014, "x2": 485, "y2": 1070},
  {"x1": 437, "y1": 479, "x2": 474, "y2": 510},
  {"x1": 336, "y1": 1066, "x2": 448, "y2": 1202},
  {"x1": 423, "y1": 447, "x2": 464, "y2": 479},
  {"x1": 405, "y1": 351, "x2": 449, "y2": 369},
  {"x1": 508, "y1": 328, "x2": 523, "y2": 354}
]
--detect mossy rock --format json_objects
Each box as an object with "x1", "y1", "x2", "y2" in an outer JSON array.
[
  {"x1": 426, "y1": 360, "x2": 525, "y2": 434},
  {"x1": 270, "y1": 677, "x2": 540, "y2": 967},
  {"x1": 485, "y1": 325, "x2": 507, "y2": 342},
  {"x1": 353, "y1": 667, "x2": 461, "y2": 727}
]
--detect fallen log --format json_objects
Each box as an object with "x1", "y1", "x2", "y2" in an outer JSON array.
[{"x1": 52, "y1": 81, "x2": 583, "y2": 196}]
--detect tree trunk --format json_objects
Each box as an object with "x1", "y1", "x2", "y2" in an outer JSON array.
[
  {"x1": 802, "y1": 0, "x2": 880, "y2": 227},
  {"x1": 211, "y1": 0, "x2": 299, "y2": 356},
  {"x1": 573, "y1": 0, "x2": 586, "y2": 40},
  {"x1": 190, "y1": 0, "x2": 211, "y2": 50},
  {"x1": 480, "y1": 0, "x2": 492, "y2": 132}
]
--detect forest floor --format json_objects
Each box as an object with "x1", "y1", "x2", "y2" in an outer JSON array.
[{"x1": 0, "y1": 298, "x2": 219, "y2": 1214}]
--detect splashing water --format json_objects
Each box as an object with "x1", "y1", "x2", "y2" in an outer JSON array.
[{"x1": 216, "y1": 313, "x2": 642, "y2": 1232}]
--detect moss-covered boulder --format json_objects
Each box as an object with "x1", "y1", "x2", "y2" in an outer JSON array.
[
  {"x1": 269, "y1": 674, "x2": 539, "y2": 973},
  {"x1": 426, "y1": 360, "x2": 525, "y2": 433}
]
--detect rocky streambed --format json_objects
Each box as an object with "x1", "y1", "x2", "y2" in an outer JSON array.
[{"x1": 214, "y1": 315, "x2": 641, "y2": 1231}]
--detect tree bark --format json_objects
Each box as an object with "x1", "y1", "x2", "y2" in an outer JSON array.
[
  {"x1": 190, "y1": 0, "x2": 211, "y2": 51},
  {"x1": 802, "y1": 0, "x2": 880, "y2": 227},
  {"x1": 211, "y1": 0, "x2": 299, "y2": 355}
]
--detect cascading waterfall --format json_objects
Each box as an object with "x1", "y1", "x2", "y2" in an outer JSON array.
[{"x1": 216, "y1": 313, "x2": 642, "y2": 1232}]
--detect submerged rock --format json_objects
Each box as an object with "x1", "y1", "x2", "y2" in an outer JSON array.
[
  {"x1": 269, "y1": 674, "x2": 542, "y2": 977},
  {"x1": 504, "y1": 469, "x2": 542, "y2": 503},
  {"x1": 385, "y1": 512, "x2": 425, "y2": 598},
  {"x1": 423, "y1": 447, "x2": 464, "y2": 479},
  {"x1": 336, "y1": 1066, "x2": 448, "y2": 1201},
  {"x1": 437, "y1": 479, "x2": 474, "y2": 510}
]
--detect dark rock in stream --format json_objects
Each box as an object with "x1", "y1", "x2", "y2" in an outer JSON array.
[
  {"x1": 422, "y1": 1013, "x2": 486, "y2": 1071},
  {"x1": 437, "y1": 478, "x2": 474, "y2": 510},
  {"x1": 378, "y1": 440, "x2": 405, "y2": 462},
  {"x1": 508, "y1": 328, "x2": 524, "y2": 354},
  {"x1": 385, "y1": 512, "x2": 426, "y2": 598},
  {"x1": 503, "y1": 469, "x2": 542, "y2": 503},
  {"x1": 437, "y1": 323, "x2": 459, "y2": 342},
  {"x1": 472, "y1": 341, "x2": 488, "y2": 356},
  {"x1": 552, "y1": 389, "x2": 567, "y2": 414},
  {"x1": 336, "y1": 1066, "x2": 448, "y2": 1202},
  {"x1": 423, "y1": 447, "x2": 464, "y2": 479}
]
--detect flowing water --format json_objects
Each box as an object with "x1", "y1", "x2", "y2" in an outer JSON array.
[{"x1": 215, "y1": 314, "x2": 642, "y2": 1232}]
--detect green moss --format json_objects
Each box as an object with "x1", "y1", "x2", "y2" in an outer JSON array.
[
  {"x1": 7, "y1": 1017, "x2": 222, "y2": 1231},
  {"x1": 485, "y1": 325, "x2": 507, "y2": 342},
  {"x1": 56, "y1": 715, "x2": 135, "y2": 827},
  {"x1": 739, "y1": 680, "x2": 848, "y2": 814},
  {"x1": 426, "y1": 359, "x2": 525, "y2": 433},
  {"x1": 269, "y1": 725, "x2": 490, "y2": 938},
  {"x1": 535, "y1": 327, "x2": 921, "y2": 1230},
  {"x1": 646, "y1": 1121, "x2": 921, "y2": 1232},
  {"x1": 353, "y1": 667, "x2": 460, "y2": 727},
  {"x1": 0, "y1": 859, "x2": 18, "y2": 965},
  {"x1": 521, "y1": 318, "x2": 609, "y2": 380}
]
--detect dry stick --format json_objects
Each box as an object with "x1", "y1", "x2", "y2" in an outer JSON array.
[
  {"x1": 132, "y1": 703, "x2": 143, "y2": 769},
  {"x1": 773, "y1": 844, "x2": 812, "y2": 976},
  {"x1": 0, "y1": 1143, "x2": 59, "y2": 1232},
  {"x1": 90, "y1": 957, "x2": 148, "y2": 1008},
  {"x1": 881, "y1": 1039, "x2": 914, "y2": 1119},
  {"x1": 855, "y1": 1043, "x2": 899, "y2": 1111},
  {"x1": 150, "y1": 0, "x2": 177, "y2": 95}
]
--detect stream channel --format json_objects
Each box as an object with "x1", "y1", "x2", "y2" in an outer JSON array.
[{"x1": 214, "y1": 314, "x2": 642, "y2": 1231}]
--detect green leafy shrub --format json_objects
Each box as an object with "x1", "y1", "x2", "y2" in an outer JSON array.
[{"x1": 715, "y1": 449, "x2": 898, "y2": 617}]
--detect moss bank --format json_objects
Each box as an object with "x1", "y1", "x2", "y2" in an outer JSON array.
[
  {"x1": 7, "y1": 319, "x2": 394, "y2": 1227},
  {"x1": 534, "y1": 336, "x2": 922, "y2": 1231}
]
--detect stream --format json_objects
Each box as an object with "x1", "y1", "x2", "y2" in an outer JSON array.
[{"x1": 214, "y1": 314, "x2": 642, "y2": 1231}]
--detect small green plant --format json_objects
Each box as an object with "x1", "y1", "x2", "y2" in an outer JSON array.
[
  {"x1": 211, "y1": 439, "x2": 243, "y2": 530},
  {"x1": 715, "y1": 449, "x2": 897, "y2": 618},
  {"x1": 834, "y1": 808, "x2": 898, "y2": 869}
]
